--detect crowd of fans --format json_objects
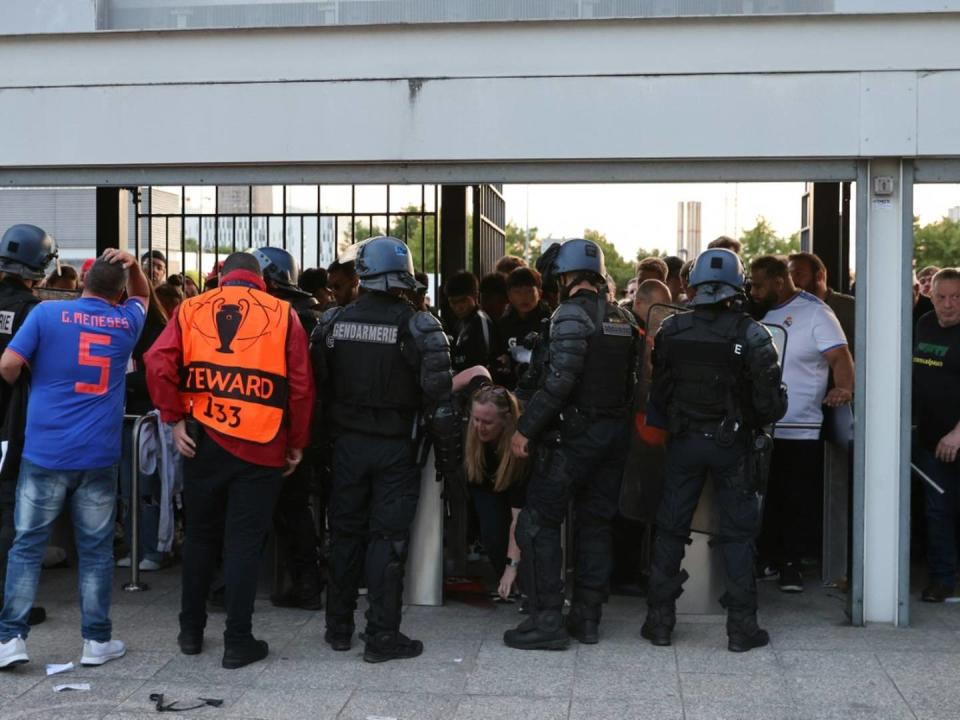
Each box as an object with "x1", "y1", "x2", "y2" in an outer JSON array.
[{"x1": 0, "y1": 225, "x2": 958, "y2": 670}]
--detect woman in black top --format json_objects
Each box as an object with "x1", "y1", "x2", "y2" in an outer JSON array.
[{"x1": 463, "y1": 384, "x2": 528, "y2": 598}]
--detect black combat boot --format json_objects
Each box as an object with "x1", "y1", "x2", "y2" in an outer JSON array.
[
  {"x1": 641, "y1": 603, "x2": 676, "y2": 647},
  {"x1": 271, "y1": 563, "x2": 324, "y2": 611},
  {"x1": 504, "y1": 605, "x2": 570, "y2": 650},
  {"x1": 726, "y1": 608, "x2": 769, "y2": 652},
  {"x1": 324, "y1": 620, "x2": 354, "y2": 651},
  {"x1": 222, "y1": 636, "x2": 269, "y2": 669},
  {"x1": 566, "y1": 601, "x2": 601, "y2": 644},
  {"x1": 363, "y1": 630, "x2": 423, "y2": 663}
]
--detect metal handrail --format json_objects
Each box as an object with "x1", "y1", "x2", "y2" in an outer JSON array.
[{"x1": 122, "y1": 413, "x2": 158, "y2": 592}]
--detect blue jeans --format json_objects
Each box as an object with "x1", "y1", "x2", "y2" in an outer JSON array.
[
  {"x1": 0, "y1": 459, "x2": 118, "y2": 642},
  {"x1": 917, "y1": 446, "x2": 960, "y2": 586}
]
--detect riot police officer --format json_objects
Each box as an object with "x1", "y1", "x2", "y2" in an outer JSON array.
[
  {"x1": 641, "y1": 248, "x2": 787, "y2": 652},
  {"x1": 504, "y1": 238, "x2": 640, "y2": 650},
  {"x1": 310, "y1": 236, "x2": 459, "y2": 663},
  {"x1": 0, "y1": 224, "x2": 59, "y2": 627},
  {"x1": 251, "y1": 247, "x2": 325, "y2": 611}
]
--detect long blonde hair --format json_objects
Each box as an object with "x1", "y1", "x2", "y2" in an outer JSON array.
[{"x1": 464, "y1": 385, "x2": 527, "y2": 493}]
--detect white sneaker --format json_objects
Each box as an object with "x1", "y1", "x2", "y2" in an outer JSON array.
[
  {"x1": 0, "y1": 636, "x2": 29, "y2": 668},
  {"x1": 117, "y1": 557, "x2": 163, "y2": 571},
  {"x1": 81, "y1": 638, "x2": 126, "y2": 666}
]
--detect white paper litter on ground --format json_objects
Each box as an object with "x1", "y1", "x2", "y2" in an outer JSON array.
[
  {"x1": 53, "y1": 683, "x2": 90, "y2": 692},
  {"x1": 46, "y1": 662, "x2": 74, "y2": 676},
  {"x1": 366, "y1": 716, "x2": 398, "y2": 720}
]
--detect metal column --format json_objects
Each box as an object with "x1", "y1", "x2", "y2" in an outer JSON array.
[{"x1": 855, "y1": 159, "x2": 913, "y2": 626}]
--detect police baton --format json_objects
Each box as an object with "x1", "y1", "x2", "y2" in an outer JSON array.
[{"x1": 911, "y1": 462, "x2": 946, "y2": 495}]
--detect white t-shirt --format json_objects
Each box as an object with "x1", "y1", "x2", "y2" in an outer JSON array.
[{"x1": 762, "y1": 291, "x2": 847, "y2": 440}]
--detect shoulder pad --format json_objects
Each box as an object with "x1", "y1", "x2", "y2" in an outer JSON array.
[
  {"x1": 551, "y1": 304, "x2": 594, "y2": 340},
  {"x1": 611, "y1": 302, "x2": 639, "y2": 328},
  {"x1": 659, "y1": 312, "x2": 688, "y2": 335},
  {"x1": 744, "y1": 319, "x2": 775, "y2": 348},
  {"x1": 552, "y1": 301, "x2": 593, "y2": 327},
  {"x1": 310, "y1": 305, "x2": 343, "y2": 344},
  {"x1": 411, "y1": 309, "x2": 444, "y2": 335}
]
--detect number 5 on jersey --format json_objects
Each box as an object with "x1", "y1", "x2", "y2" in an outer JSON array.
[{"x1": 76, "y1": 331, "x2": 112, "y2": 395}]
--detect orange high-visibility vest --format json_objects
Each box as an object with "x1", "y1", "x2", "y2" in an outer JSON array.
[{"x1": 178, "y1": 284, "x2": 290, "y2": 443}]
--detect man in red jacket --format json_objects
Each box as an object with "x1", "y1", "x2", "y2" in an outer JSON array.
[{"x1": 145, "y1": 252, "x2": 314, "y2": 670}]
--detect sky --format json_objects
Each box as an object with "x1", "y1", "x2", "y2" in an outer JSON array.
[{"x1": 502, "y1": 183, "x2": 960, "y2": 260}]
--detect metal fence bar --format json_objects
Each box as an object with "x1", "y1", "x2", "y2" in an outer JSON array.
[{"x1": 122, "y1": 413, "x2": 156, "y2": 593}]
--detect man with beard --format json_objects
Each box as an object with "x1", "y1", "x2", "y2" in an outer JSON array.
[{"x1": 749, "y1": 255, "x2": 853, "y2": 593}]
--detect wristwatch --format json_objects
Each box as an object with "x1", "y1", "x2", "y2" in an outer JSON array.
[{"x1": 505, "y1": 557, "x2": 520, "y2": 568}]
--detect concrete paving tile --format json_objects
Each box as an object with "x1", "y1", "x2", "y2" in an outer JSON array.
[
  {"x1": 776, "y1": 650, "x2": 881, "y2": 675},
  {"x1": 475, "y1": 639, "x2": 575, "y2": 668},
  {"x1": 576, "y1": 639, "x2": 675, "y2": 673},
  {"x1": 229, "y1": 686, "x2": 351, "y2": 720},
  {"x1": 676, "y1": 644, "x2": 780, "y2": 675},
  {"x1": 339, "y1": 690, "x2": 459, "y2": 720},
  {"x1": 574, "y1": 668, "x2": 680, "y2": 701},
  {"x1": 152, "y1": 649, "x2": 270, "y2": 687},
  {"x1": 767, "y1": 624, "x2": 870, "y2": 651},
  {"x1": 4, "y1": 677, "x2": 145, "y2": 720},
  {"x1": 116, "y1": 681, "x2": 248, "y2": 716},
  {"x1": 70, "y1": 651, "x2": 176, "y2": 680},
  {"x1": 864, "y1": 627, "x2": 960, "y2": 652},
  {"x1": 680, "y1": 673, "x2": 790, "y2": 707},
  {"x1": 465, "y1": 662, "x2": 573, "y2": 697},
  {"x1": 676, "y1": 614, "x2": 727, "y2": 625},
  {"x1": 570, "y1": 697, "x2": 683, "y2": 720},
  {"x1": 452, "y1": 695, "x2": 570, "y2": 720},
  {"x1": 671, "y1": 623, "x2": 730, "y2": 648},
  {"x1": 682, "y1": 704, "x2": 799, "y2": 720},
  {"x1": 785, "y1": 671, "x2": 914, "y2": 718},
  {"x1": 256, "y1": 659, "x2": 364, "y2": 690},
  {"x1": 0, "y1": 671, "x2": 44, "y2": 700},
  {"x1": 356, "y1": 662, "x2": 469, "y2": 695},
  {"x1": 878, "y1": 652, "x2": 960, "y2": 720}
]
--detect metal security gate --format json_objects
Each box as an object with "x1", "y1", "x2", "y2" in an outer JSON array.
[
  {"x1": 134, "y1": 184, "x2": 440, "y2": 296},
  {"x1": 472, "y1": 184, "x2": 506, "y2": 276}
]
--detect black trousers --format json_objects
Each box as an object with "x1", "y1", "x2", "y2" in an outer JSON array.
[
  {"x1": 326, "y1": 433, "x2": 420, "y2": 635},
  {"x1": 468, "y1": 484, "x2": 511, "y2": 580},
  {"x1": 759, "y1": 438, "x2": 824, "y2": 567},
  {"x1": 180, "y1": 434, "x2": 282, "y2": 642},
  {"x1": 519, "y1": 416, "x2": 629, "y2": 618},
  {"x1": 649, "y1": 433, "x2": 760, "y2": 610},
  {"x1": 273, "y1": 457, "x2": 321, "y2": 582}
]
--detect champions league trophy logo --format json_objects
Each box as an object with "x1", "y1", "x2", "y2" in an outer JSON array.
[{"x1": 213, "y1": 298, "x2": 249, "y2": 354}]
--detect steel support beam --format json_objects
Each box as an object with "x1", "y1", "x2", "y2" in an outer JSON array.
[{"x1": 855, "y1": 158, "x2": 913, "y2": 626}]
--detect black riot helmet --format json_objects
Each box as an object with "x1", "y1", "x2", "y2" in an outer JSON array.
[
  {"x1": 552, "y1": 238, "x2": 606, "y2": 278},
  {"x1": 549, "y1": 238, "x2": 606, "y2": 297},
  {"x1": 250, "y1": 246, "x2": 299, "y2": 288},
  {"x1": 688, "y1": 248, "x2": 745, "y2": 307},
  {"x1": 0, "y1": 224, "x2": 58, "y2": 280},
  {"x1": 353, "y1": 236, "x2": 421, "y2": 292}
]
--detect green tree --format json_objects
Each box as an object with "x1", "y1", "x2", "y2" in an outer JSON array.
[
  {"x1": 635, "y1": 247, "x2": 668, "y2": 262},
  {"x1": 505, "y1": 221, "x2": 541, "y2": 264},
  {"x1": 913, "y1": 216, "x2": 960, "y2": 270},
  {"x1": 583, "y1": 228, "x2": 635, "y2": 290},
  {"x1": 738, "y1": 217, "x2": 800, "y2": 269}
]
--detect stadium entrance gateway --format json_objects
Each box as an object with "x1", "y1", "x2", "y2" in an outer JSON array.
[{"x1": 4, "y1": 3, "x2": 960, "y2": 626}]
